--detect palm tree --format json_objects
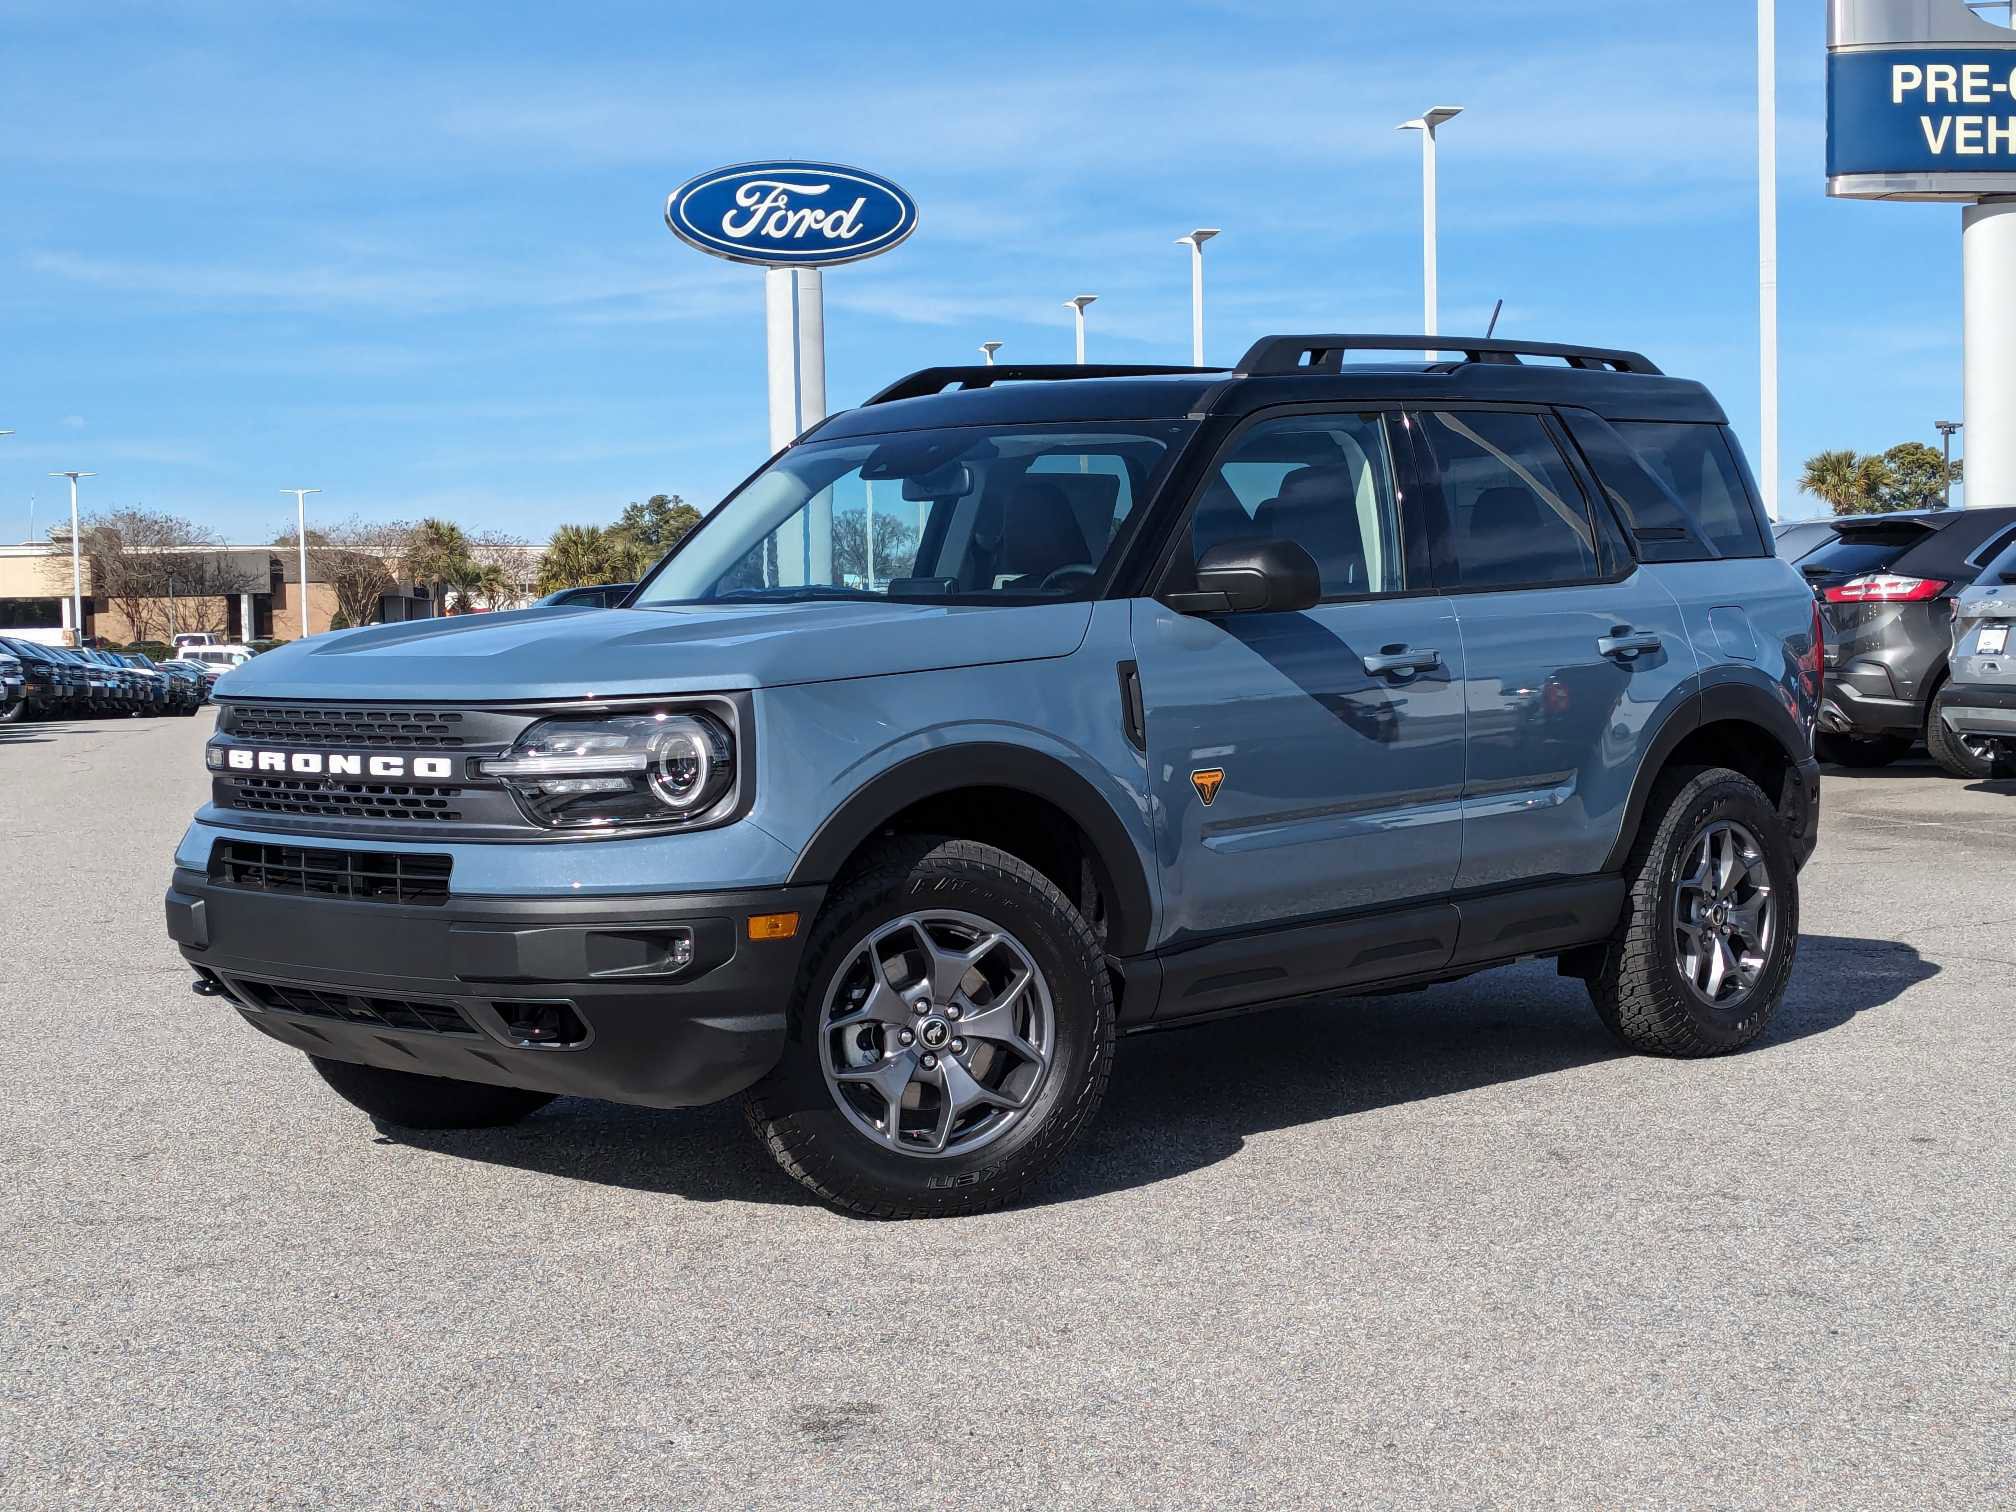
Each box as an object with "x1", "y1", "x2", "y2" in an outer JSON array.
[
  {"x1": 1798, "y1": 449, "x2": 1892, "y2": 516},
  {"x1": 536, "y1": 524, "x2": 617, "y2": 595},
  {"x1": 401, "y1": 518, "x2": 477, "y2": 613},
  {"x1": 450, "y1": 561, "x2": 517, "y2": 614}
]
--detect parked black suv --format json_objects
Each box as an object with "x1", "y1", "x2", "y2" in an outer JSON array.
[{"x1": 1800, "y1": 506, "x2": 2016, "y2": 767}]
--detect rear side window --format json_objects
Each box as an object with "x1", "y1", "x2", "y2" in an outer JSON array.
[
  {"x1": 1560, "y1": 412, "x2": 1767, "y2": 561},
  {"x1": 1420, "y1": 410, "x2": 1610, "y2": 589},
  {"x1": 1974, "y1": 535, "x2": 2016, "y2": 588}
]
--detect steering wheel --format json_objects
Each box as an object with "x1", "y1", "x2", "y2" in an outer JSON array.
[{"x1": 1036, "y1": 563, "x2": 1097, "y2": 594}]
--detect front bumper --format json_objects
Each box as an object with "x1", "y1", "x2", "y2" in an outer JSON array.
[{"x1": 167, "y1": 869, "x2": 824, "y2": 1108}]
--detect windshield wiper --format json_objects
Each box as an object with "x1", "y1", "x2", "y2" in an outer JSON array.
[{"x1": 708, "y1": 585, "x2": 887, "y2": 603}]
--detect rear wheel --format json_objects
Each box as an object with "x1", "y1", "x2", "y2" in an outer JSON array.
[
  {"x1": 745, "y1": 836, "x2": 1113, "y2": 1219},
  {"x1": 1588, "y1": 766, "x2": 1798, "y2": 1058},
  {"x1": 1813, "y1": 730, "x2": 1911, "y2": 768},
  {"x1": 309, "y1": 1056, "x2": 556, "y2": 1129},
  {"x1": 1926, "y1": 684, "x2": 2016, "y2": 779}
]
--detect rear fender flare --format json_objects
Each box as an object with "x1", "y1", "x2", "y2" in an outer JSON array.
[{"x1": 1601, "y1": 679, "x2": 1809, "y2": 874}]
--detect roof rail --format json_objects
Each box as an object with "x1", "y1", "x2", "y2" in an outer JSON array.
[
  {"x1": 1236, "y1": 334, "x2": 1663, "y2": 377},
  {"x1": 864, "y1": 363, "x2": 1222, "y2": 406}
]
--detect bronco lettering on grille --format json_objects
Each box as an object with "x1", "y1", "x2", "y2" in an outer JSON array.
[{"x1": 222, "y1": 749, "x2": 456, "y2": 780}]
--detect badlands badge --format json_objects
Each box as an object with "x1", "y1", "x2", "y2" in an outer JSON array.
[{"x1": 1190, "y1": 768, "x2": 1225, "y2": 806}]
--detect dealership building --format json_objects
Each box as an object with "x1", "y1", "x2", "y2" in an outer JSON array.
[{"x1": 0, "y1": 540, "x2": 542, "y2": 647}]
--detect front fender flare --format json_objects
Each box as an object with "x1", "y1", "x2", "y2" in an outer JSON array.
[{"x1": 786, "y1": 742, "x2": 1157, "y2": 957}]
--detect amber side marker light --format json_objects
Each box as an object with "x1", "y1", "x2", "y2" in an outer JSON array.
[{"x1": 748, "y1": 912, "x2": 800, "y2": 941}]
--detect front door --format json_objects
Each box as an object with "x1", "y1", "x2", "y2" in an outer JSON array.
[{"x1": 1131, "y1": 409, "x2": 1467, "y2": 945}]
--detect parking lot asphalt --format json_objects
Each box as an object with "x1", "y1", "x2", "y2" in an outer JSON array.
[{"x1": 2, "y1": 710, "x2": 2011, "y2": 1510}]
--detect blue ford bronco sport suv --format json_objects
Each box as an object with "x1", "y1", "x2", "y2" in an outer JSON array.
[{"x1": 166, "y1": 334, "x2": 1823, "y2": 1218}]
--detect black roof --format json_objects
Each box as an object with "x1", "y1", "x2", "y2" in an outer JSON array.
[{"x1": 817, "y1": 334, "x2": 1727, "y2": 441}]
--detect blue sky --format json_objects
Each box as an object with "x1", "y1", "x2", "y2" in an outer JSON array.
[{"x1": 0, "y1": 0, "x2": 1975, "y2": 543}]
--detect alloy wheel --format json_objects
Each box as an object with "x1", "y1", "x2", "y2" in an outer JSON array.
[
  {"x1": 1672, "y1": 819, "x2": 1777, "y2": 1012},
  {"x1": 817, "y1": 909, "x2": 1055, "y2": 1159}
]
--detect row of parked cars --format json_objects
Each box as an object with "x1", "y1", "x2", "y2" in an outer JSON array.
[
  {"x1": 0, "y1": 635, "x2": 230, "y2": 724},
  {"x1": 1778, "y1": 505, "x2": 2016, "y2": 778}
]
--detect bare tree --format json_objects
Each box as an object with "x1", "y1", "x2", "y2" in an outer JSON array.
[
  {"x1": 469, "y1": 528, "x2": 536, "y2": 609},
  {"x1": 274, "y1": 516, "x2": 408, "y2": 629},
  {"x1": 77, "y1": 509, "x2": 264, "y2": 643}
]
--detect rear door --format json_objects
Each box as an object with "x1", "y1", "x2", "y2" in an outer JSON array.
[
  {"x1": 1131, "y1": 408, "x2": 1466, "y2": 944},
  {"x1": 1415, "y1": 408, "x2": 1697, "y2": 890}
]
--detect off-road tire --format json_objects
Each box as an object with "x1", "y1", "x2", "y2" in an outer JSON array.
[
  {"x1": 745, "y1": 836, "x2": 1114, "y2": 1219},
  {"x1": 1926, "y1": 684, "x2": 2016, "y2": 779},
  {"x1": 1814, "y1": 730, "x2": 1911, "y2": 768},
  {"x1": 1588, "y1": 766, "x2": 1799, "y2": 1058},
  {"x1": 310, "y1": 1056, "x2": 557, "y2": 1129}
]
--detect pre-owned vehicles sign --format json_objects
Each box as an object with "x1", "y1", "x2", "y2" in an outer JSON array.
[{"x1": 1829, "y1": 0, "x2": 2016, "y2": 200}]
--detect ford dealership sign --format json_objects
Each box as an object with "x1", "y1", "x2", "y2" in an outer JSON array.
[{"x1": 665, "y1": 161, "x2": 918, "y2": 267}]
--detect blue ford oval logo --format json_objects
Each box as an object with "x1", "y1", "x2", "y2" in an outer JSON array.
[{"x1": 665, "y1": 161, "x2": 918, "y2": 268}]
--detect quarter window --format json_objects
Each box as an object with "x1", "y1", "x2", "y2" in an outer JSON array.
[
  {"x1": 1422, "y1": 411, "x2": 1604, "y2": 589},
  {"x1": 1184, "y1": 413, "x2": 1409, "y2": 598},
  {"x1": 1610, "y1": 422, "x2": 1766, "y2": 558}
]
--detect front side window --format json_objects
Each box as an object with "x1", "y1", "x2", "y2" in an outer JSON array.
[
  {"x1": 1182, "y1": 412, "x2": 1409, "y2": 598},
  {"x1": 1422, "y1": 411, "x2": 1605, "y2": 589},
  {"x1": 634, "y1": 421, "x2": 1191, "y2": 607}
]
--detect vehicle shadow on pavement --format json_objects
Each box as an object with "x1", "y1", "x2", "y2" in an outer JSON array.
[{"x1": 381, "y1": 932, "x2": 1936, "y2": 1213}]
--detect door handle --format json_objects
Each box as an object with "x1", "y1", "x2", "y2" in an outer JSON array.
[
  {"x1": 1362, "y1": 646, "x2": 1442, "y2": 677},
  {"x1": 1598, "y1": 628, "x2": 1663, "y2": 660}
]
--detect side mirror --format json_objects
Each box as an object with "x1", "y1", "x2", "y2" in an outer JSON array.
[{"x1": 1165, "y1": 538, "x2": 1321, "y2": 616}]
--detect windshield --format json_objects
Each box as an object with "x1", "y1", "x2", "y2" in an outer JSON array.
[{"x1": 634, "y1": 420, "x2": 1193, "y2": 607}]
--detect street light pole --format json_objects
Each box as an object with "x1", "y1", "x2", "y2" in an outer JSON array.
[
  {"x1": 1175, "y1": 229, "x2": 1220, "y2": 365},
  {"x1": 1758, "y1": 0, "x2": 1781, "y2": 521},
  {"x1": 979, "y1": 341, "x2": 1003, "y2": 366},
  {"x1": 48, "y1": 471, "x2": 95, "y2": 647},
  {"x1": 1397, "y1": 106, "x2": 1463, "y2": 344},
  {"x1": 1065, "y1": 295, "x2": 1097, "y2": 363},
  {"x1": 281, "y1": 488, "x2": 321, "y2": 639},
  {"x1": 1937, "y1": 421, "x2": 1964, "y2": 508}
]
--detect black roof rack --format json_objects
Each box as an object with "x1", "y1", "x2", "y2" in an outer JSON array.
[
  {"x1": 865, "y1": 363, "x2": 1221, "y2": 406},
  {"x1": 1236, "y1": 334, "x2": 1662, "y2": 377}
]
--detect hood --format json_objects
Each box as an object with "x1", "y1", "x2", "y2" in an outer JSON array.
[{"x1": 218, "y1": 599, "x2": 1095, "y2": 702}]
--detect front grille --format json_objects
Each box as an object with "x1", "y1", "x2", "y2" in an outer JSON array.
[
  {"x1": 222, "y1": 706, "x2": 470, "y2": 747},
  {"x1": 209, "y1": 840, "x2": 452, "y2": 905},
  {"x1": 228, "y1": 977, "x2": 476, "y2": 1037},
  {"x1": 226, "y1": 775, "x2": 465, "y2": 822}
]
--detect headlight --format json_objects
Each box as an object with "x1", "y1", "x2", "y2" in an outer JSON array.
[{"x1": 480, "y1": 712, "x2": 736, "y2": 830}]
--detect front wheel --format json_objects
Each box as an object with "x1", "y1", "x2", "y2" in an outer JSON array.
[
  {"x1": 745, "y1": 837, "x2": 1114, "y2": 1219},
  {"x1": 1588, "y1": 766, "x2": 1799, "y2": 1058},
  {"x1": 310, "y1": 1056, "x2": 556, "y2": 1129}
]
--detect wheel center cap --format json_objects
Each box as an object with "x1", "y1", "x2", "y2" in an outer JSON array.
[{"x1": 919, "y1": 1018, "x2": 951, "y2": 1050}]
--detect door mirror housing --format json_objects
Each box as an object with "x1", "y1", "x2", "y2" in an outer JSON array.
[{"x1": 1165, "y1": 538, "x2": 1322, "y2": 615}]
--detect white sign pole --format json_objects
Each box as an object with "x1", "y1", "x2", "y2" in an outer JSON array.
[
  {"x1": 1758, "y1": 0, "x2": 1781, "y2": 521},
  {"x1": 764, "y1": 268, "x2": 798, "y2": 453},
  {"x1": 1964, "y1": 198, "x2": 2016, "y2": 508}
]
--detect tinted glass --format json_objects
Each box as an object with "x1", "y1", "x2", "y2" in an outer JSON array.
[
  {"x1": 1796, "y1": 529, "x2": 1921, "y2": 580},
  {"x1": 1610, "y1": 422, "x2": 1765, "y2": 558},
  {"x1": 1974, "y1": 534, "x2": 2016, "y2": 587},
  {"x1": 637, "y1": 421, "x2": 1190, "y2": 606},
  {"x1": 1186, "y1": 413, "x2": 1408, "y2": 597},
  {"x1": 1423, "y1": 411, "x2": 1602, "y2": 589}
]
